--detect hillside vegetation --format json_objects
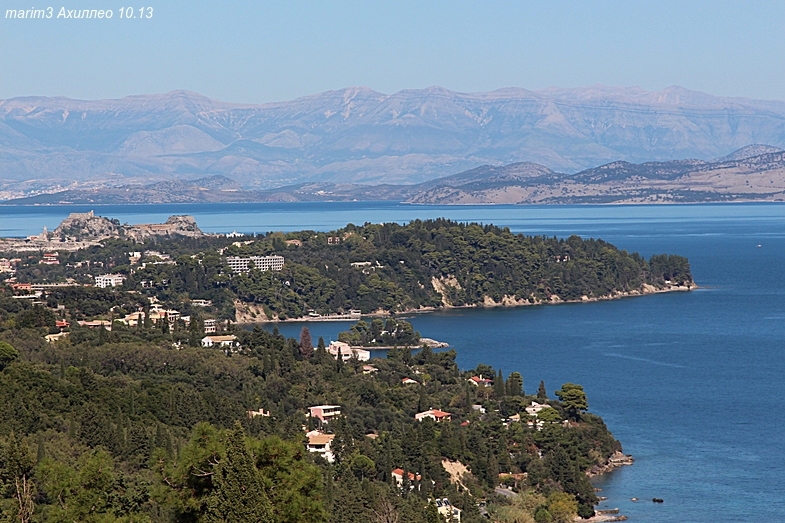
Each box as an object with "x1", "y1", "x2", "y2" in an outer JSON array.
[
  {"x1": 226, "y1": 219, "x2": 693, "y2": 319},
  {"x1": 0, "y1": 291, "x2": 623, "y2": 522}
]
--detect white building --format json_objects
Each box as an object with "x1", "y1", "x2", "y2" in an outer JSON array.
[
  {"x1": 203, "y1": 319, "x2": 217, "y2": 333},
  {"x1": 226, "y1": 255, "x2": 284, "y2": 273},
  {"x1": 201, "y1": 335, "x2": 239, "y2": 349},
  {"x1": 525, "y1": 402, "x2": 553, "y2": 417},
  {"x1": 306, "y1": 431, "x2": 336, "y2": 462},
  {"x1": 433, "y1": 498, "x2": 462, "y2": 522},
  {"x1": 309, "y1": 405, "x2": 343, "y2": 423},
  {"x1": 327, "y1": 341, "x2": 370, "y2": 362},
  {"x1": 95, "y1": 274, "x2": 126, "y2": 288}
]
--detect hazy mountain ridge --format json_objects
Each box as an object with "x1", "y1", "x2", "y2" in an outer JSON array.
[
  {"x1": 8, "y1": 145, "x2": 785, "y2": 205},
  {"x1": 3, "y1": 85, "x2": 785, "y2": 198}
]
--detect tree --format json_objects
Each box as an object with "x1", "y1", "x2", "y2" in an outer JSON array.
[
  {"x1": 537, "y1": 381, "x2": 548, "y2": 401},
  {"x1": 546, "y1": 492, "x2": 578, "y2": 523},
  {"x1": 189, "y1": 314, "x2": 205, "y2": 347},
  {"x1": 206, "y1": 422, "x2": 273, "y2": 523},
  {"x1": 536, "y1": 408, "x2": 561, "y2": 424},
  {"x1": 494, "y1": 369, "x2": 506, "y2": 399},
  {"x1": 0, "y1": 342, "x2": 19, "y2": 371},
  {"x1": 506, "y1": 372, "x2": 523, "y2": 396},
  {"x1": 251, "y1": 436, "x2": 328, "y2": 523},
  {"x1": 554, "y1": 383, "x2": 588, "y2": 420},
  {"x1": 300, "y1": 327, "x2": 314, "y2": 358}
]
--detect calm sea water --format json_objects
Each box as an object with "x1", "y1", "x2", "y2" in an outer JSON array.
[{"x1": 2, "y1": 202, "x2": 784, "y2": 522}]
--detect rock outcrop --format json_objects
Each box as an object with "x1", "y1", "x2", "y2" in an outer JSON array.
[{"x1": 53, "y1": 210, "x2": 120, "y2": 240}]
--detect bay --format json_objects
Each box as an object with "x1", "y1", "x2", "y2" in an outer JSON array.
[{"x1": 2, "y1": 202, "x2": 784, "y2": 521}]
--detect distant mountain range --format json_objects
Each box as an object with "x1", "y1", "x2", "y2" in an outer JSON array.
[
  {"x1": 8, "y1": 144, "x2": 785, "y2": 205},
  {"x1": 3, "y1": 85, "x2": 785, "y2": 200}
]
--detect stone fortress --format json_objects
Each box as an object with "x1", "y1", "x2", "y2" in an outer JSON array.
[{"x1": 0, "y1": 211, "x2": 208, "y2": 252}]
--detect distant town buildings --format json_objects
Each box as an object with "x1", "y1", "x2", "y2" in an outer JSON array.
[
  {"x1": 226, "y1": 255, "x2": 284, "y2": 273},
  {"x1": 95, "y1": 274, "x2": 126, "y2": 288},
  {"x1": 191, "y1": 299, "x2": 213, "y2": 307},
  {"x1": 203, "y1": 319, "x2": 217, "y2": 333},
  {"x1": 40, "y1": 253, "x2": 59, "y2": 265},
  {"x1": 0, "y1": 258, "x2": 17, "y2": 273}
]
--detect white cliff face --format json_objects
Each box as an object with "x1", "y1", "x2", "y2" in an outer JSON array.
[{"x1": 2, "y1": 85, "x2": 785, "y2": 193}]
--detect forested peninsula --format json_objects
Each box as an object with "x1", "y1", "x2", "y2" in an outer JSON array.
[{"x1": 225, "y1": 219, "x2": 693, "y2": 321}]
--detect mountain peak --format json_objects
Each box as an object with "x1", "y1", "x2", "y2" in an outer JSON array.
[{"x1": 714, "y1": 144, "x2": 784, "y2": 163}]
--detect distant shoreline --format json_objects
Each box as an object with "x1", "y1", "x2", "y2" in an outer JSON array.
[{"x1": 237, "y1": 284, "x2": 696, "y2": 324}]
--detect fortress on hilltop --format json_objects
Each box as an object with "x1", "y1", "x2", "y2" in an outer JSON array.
[{"x1": 0, "y1": 212, "x2": 208, "y2": 252}]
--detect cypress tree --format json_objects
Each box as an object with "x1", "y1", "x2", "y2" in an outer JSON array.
[
  {"x1": 538, "y1": 380, "x2": 548, "y2": 401},
  {"x1": 206, "y1": 422, "x2": 273, "y2": 523},
  {"x1": 494, "y1": 369, "x2": 506, "y2": 398},
  {"x1": 418, "y1": 386, "x2": 429, "y2": 412},
  {"x1": 299, "y1": 327, "x2": 314, "y2": 358}
]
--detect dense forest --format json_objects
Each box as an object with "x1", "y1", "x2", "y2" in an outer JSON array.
[
  {"x1": 0, "y1": 287, "x2": 623, "y2": 522},
  {"x1": 8, "y1": 219, "x2": 693, "y2": 322}
]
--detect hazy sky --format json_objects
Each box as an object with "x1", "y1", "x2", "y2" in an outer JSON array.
[{"x1": 1, "y1": 1, "x2": 784, "y2": 103}]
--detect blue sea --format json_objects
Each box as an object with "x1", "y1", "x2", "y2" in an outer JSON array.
[{"x1": 2, "y1": 202, "x2": 784, "y2": 522}]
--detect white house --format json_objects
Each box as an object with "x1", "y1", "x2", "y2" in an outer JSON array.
[
  {"x1": 392, "y1": 468, "x2": 422, "y2": 490},
  {"x1": 201, "y1": 335, "x2": 239, "y2": 349},
  {"x1": 433, "y1": 498, "x2": 462, "y2": 522},
  {"x1": 415, "y1": 409, "x2": 452, "y2": 423},
  {"x1": 525, "y1": 402, "x2": 553, "y2": 417},
  {"x1": 306, "y1": 431, "x2": 336, "y2": 462},
  {"x1": 327, "y1": 341, "x2": 370, "y2": 362}
]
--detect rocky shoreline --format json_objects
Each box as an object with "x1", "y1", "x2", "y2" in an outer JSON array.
[
  {"x1": 588, "y1": 451, "x2": 635, "y2": 477},
  {"x1": 235, "y1": 284, "x2": 695, "y2": 323},
  {"x1": 580, "y1": 452, "x2": 635, "y2": 522}
]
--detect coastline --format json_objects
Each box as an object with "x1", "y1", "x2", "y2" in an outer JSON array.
[
  {"x1": 587, "y1": 451, "x2": 635, "y2": 478},
  {"x1": 579, "y1": 452, "x2": 635, "y2": 522},
  {"x1": 236, "y1": 283, "x2": 696, "y2": 324}
]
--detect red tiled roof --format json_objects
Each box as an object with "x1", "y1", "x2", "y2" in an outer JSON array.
[{"x1": 391, "y1": 468, "x2": 422, "y2": 481}]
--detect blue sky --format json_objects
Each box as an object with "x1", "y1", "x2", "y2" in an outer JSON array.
[{"x1": 1, "y1": 1, "x2": 784, "y2": 103}]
